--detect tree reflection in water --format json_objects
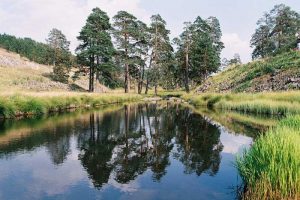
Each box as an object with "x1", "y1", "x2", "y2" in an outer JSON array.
[{"x1": 78, "y1": 103, "x2": 223, "y2": 188}]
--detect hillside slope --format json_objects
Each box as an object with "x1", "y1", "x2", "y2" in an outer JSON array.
[
  {"x1": 196, "y1": 51, "x2": 300, "y2": 93},
  {"x1": 0, "y1": 48, "x2": 108, "y2": 93}
]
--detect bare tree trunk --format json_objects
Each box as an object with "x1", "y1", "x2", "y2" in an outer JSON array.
[
  {"x1": 145, "y1": 75, "x2": 149, "y2": 94},
  {"x1": 89, "y1": 66, "x2": 92, "y2": 92},
  {"x1": 145, "y1": 56, "x2": 153, "y2": 95},
  {"x1": 96, "y1": 56, "x2": 100, "y2": 84},
  {"x1": 124, "y1": 34, "x2": 130, "y2": 93},
  {"x1": 140, "y1": 64, "x2": 145, "y2": 93},
  {"x1": 184, "y1": 47, "x2": 190, "y2": 93},
  {"x1": 89, "y1": 56, "x2": 94, "y2": 92},
  {"x1": 138, "y1": 67, "x2": 142, "y2": 94}
]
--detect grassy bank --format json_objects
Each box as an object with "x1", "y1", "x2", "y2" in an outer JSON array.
[
  {"x1": 0, "y1": 92, "x2": 142, "y2": 118},
  {"x1": 184, "y1": 91, "x2": 300, "y2": 115},
  {"x1": 196, "y1": 51, "x2": 300, "y2": 93},
  {"x1": 236, "y1": 115, "x2": 300, "y2": 199}
]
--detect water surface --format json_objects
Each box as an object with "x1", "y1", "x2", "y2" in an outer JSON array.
[{"x1": 0, "y1": 103, "x2": 260, "y2": 200}]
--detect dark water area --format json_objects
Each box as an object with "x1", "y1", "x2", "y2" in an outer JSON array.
[{"x1": 0, "y1": 103, "x2": 256, "y2": 200}]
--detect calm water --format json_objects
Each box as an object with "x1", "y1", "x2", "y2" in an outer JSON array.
[{"x1": 0, "y1": 103, "x2": 256, "y2": 200}]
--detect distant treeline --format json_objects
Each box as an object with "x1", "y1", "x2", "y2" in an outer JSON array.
[{"x1": 0, "y1": 33, "x2": 53, "y2": 65}]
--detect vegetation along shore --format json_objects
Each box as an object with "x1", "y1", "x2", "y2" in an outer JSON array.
[
  {"x1": 0, "y1": 93, "x2": 141, "y2": 119},
  {"x1": 0, "y1": 2, "x2": 300, "y2": 199}
]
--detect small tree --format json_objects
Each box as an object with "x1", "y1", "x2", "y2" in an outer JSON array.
[{"x1": 47, "y1": 28, "x2": 71, "y2": 83}]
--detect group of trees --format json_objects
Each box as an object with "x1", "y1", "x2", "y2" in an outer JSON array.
[
  {"x1": 2, "y1": 4, "x2": 298, "y2": 93},
  {"x1": 174, "y1": 17, "x2": 224, "y2": 92},
  {"x1": 0, "y1": 8, "x2": 226, "y2": 93},
  {"x1": 222, "y1": 53, "x2": 242, "y2": 67},
  {"x1": 251, "y1": 4, "x2": 300, "y2": 59},
  {"x1": 76, "y1": 8, "x2": 223, "y2": 93},
  {"x1": 0, "y1": 34, "x2": 52, "y2": 64},
  {"x1": 0, "y1": 32, "x2": 74, "y2": 83},
  {"x1": 47, "y1": 28, "x2": 73, "y2": 83}
]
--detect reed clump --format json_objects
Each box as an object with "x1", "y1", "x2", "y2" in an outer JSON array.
[{"x1": 236, "y1": 115, "x2": 300, "y2": 200}]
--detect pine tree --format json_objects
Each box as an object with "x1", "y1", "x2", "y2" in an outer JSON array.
[
  {"x1": 47, "y1": 28, "x2": 71, "y2": 83},
  {"x1": 113, "y1": 11, "x2": 139, "y2": 93},
  {"x1": 77, "y1": 8, "x2": 115, "y2": 92},
  {"x1": 175, "y1": 16, "x2": 223, "y2": 90},
  {"x1": 174, "y1": 22, "x2": 194, "y2": 92},
  {"x1": 135, "y1": 20, "x2": 150, "y2": 94},
  {"x1": 251, "y1": 4, "x2": 300, "y2": 59},
  {"x1": 146, "y1": 14, "x2": 173, "y2": 95}
]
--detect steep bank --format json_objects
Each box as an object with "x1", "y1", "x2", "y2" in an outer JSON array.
[
  {"x1": 0, "y1": 48, "x2": 108, "y2": 92},
  {"x1": 196, "y1": 51, "x2": 300, "y2": 93}
]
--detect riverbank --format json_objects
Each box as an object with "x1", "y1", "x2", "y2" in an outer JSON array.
[
  {"x1": 183, "y1": 91, "x2": 300, "y2": 115},
  {"x1": 0, "y1": 92, "x2": 142, "y2": 118},
  {"x1": 1, "y1": 90, "x2": 299, "y2": 199},
  {"x1": 182, "y1": 91, "x2": 300, "y2": 199}
]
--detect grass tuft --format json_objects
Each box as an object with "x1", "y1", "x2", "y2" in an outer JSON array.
[{"x1": 236, "y1": 115, "x2": 300, "y2": 199}]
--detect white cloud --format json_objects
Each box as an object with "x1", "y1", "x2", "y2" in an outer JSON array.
[
  {"x1": 221, "y1": 33, "x2": 253, "y2": 63},
  {"x1": 1, "y1": 1, "x2": 254, "y2": 62},
  {"x1": 0, "y1": 0, "x2": 150, "y2": 52}
]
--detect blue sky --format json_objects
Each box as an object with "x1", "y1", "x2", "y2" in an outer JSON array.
[{"x1": 0, "y1": 0, "x2": 299, "y2": 62}]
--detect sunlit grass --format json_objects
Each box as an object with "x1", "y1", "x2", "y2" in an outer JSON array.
[
  {"x1": 185, "y1": 91, "x2": 300, "y2": 115},
  {"x1": 0, "y1": 93, "x2": 142, "y2": 118},
  {"x1": 196, "y1": 51, "x2": 300, "y2": 92},
  {"x1": 236, "y1": 115, "x2": 300, "y2": 200}
]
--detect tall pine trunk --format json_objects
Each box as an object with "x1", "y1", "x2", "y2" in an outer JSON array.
[
  {"x1": 145, "y1": 55, "x2": 153, "y2": 95},
  {"x1": 145, "y1": 75, "x2": 149, "y2": 94},
  {"x1": 125, "y1": 62, "x2": 129, "y2": 93},
  {"x1": 184, "y1": 46, "x2": 190, "y2": 93},
  {"x1": 138, "y1": 68, "x2": 142, "y2": 94},
  {"x1": 124, "y1": 34, "x2": 130, "y2": 93},
  {"x1": 89, "y1": 56, "x2": 94, "y2": 92}
]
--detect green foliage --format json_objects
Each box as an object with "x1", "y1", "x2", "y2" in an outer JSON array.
[
  {"x1": 113, "y1": 11, "x2": 140, "y2": 93},
  {"x1": 251, "y1": 4, "x2": 300, "y2": 59},
  {"x1": 77, "y1": 8, "x2": 115, "y2": 92},
  {"x1": 147, "y1": 14, "x2": 174, "y2": 94},
  {"x1": 0, "y1": 94, "x2": 142, "y2": 118},
  {"x1": 186, "y1": 91, "x2": 300, "y2": 115},
  {"x1": 0, "y1": 34, "x2": 53, "y2": 65},
  {"x1": 198, "y1": 51, "x2": 300, "y2": 93},
  {"x1": 174, "y1": 16, "x2": 224, "y2": 92},
  {"x1": 46, "y1": 28, "x2": 72, "y2": 83},
  {"x1": 236, "y1": 115, "x2": 300, "y2": 199}
]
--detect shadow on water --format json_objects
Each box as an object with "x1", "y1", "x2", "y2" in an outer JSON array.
[{"x1": 0, "y1": 102, "x2": 271, "y2": 200}]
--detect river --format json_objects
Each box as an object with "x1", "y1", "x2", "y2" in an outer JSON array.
[{"x1": 0, "y1": 102, "x2": 279, "y2": 200}]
